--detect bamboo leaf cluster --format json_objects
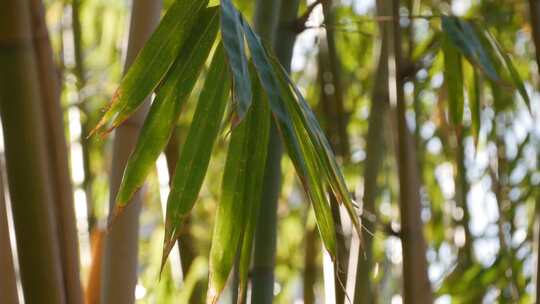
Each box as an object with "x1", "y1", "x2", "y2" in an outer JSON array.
[{"x1": 92, "y1": 0, "x2": 360, "y2": 302}]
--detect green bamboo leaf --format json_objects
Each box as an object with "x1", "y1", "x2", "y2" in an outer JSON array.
[
  {"x1": 242, "y1": 20, "x2": 341, "y2": 256},
  {"x1": 207, "y1": 70, "x2": 271, "y2": 304},
  {"x1": 220, "y1": 0, "x2": 252, "y2": 120},
  {"x1": 110, "y1": 7, "x2": 220, "y2": 222},
  {"x1": 468, "y1": 67, "x2": 481, "y2": 148},
  {"x1": 92, "y1": 0, "x2": 209, "y2": 136},
  {"x1": 481, "y1": 28, "x2": 531, "y2": 111},
  {"x1": 237, "y1": 70, "x2": 271, "y2": 303},
  {"x1": 207, "y1": 106, "x2": 251, "y2": 304},
  {"x1": 441, "y1": 16, "x2": 500, "y2": 83},
  {"x1": 442, "y1": 36, "x2": 464, "y2": 126},
  {"x1": 160, "y1": 44, "x2": 230, "y2": 271}
]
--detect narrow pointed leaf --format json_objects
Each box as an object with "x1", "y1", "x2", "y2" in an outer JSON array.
[
  {"x1": 92, "y1": 0, "x2": 209, "y2": 135},
  {"x1": 237, "y1": 69, "x2": 271, "y2": 303},
  {"x1": 220, "y1": 0, "x2": 252, "y2": 120},
  {"x1": 111, "y1": 7, "x2": 220, "y2": 220},
  {"x1": 468, "y1": 67, "x2": 481, "y2": 148},
  {"x1": 242, "y1": 20, "x2": 342, "y2": 256},
  {"x1": 442, "y1": 36, "x2": 464, "y2": 126},
  {"x1": 208, "y1": 107, "x2": 251, "y2": 304},
  {"x1": 482, "y1": 28, "x2": 531, "y2": 111},
  {"x1": 441, "y1": 16, "x2": 500, "y2": 83},
  {"x1": 161, "y1": 44, "x2": 230, "y2": 270}
]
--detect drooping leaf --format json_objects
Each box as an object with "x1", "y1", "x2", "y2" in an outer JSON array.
[
  {"x1": 237, "y1": 68, "x2": 271, "y2": 303},
  {"x1": 481, "y1": 28, "x2": 531, "y2": 111},
  {"x1": 111, "y1": 7, "x2": 220, "y2": 221},
  {"x1": 220, "y1": 0, "x2": 252, "y2": 120},
  {"x1": 242, "y1": 21, "x2": 337, "y2": 256},
  {"x1": 207, "y1": 103, "x2": 251, "y2": 304},
  {"x1": 441, "y1": 16, "x2": 500, "y2": 83},
  {"x1": 92, "y1": 0, "x2": 209, "y2": 135},
  {"x1": 442, "y1": 35, "x2": 464, "y2": 126},
  {"x1": 160, "y1": 44, "x2": 230, "y2": 270},
  {"x1": 467, "y1": 66, "x2": 481, "y2": 148}
]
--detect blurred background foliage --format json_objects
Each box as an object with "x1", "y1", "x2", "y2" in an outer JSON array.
[{"x1": 20, "y1": 0, "x2": 540, "y2": 302}]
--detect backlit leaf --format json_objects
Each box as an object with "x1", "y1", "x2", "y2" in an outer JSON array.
[
  {"x1": 207, "y1": 100, "x2": 251, "y2": 304},
  {"x1": 160, "y1": 44, "x2": 230, "y2": 271},
  {"x1": 442, "y1": 35, "x2": 464, "y2": 126},
  {"x1": 111, "y1": 7, "x2": 219, "y2": 221},
  {"x1": 441, "y1": 16, "x2": 500, "y2": 83},
  {"x1": 92, "y1": 0, "x2": 209, "y2": 135},
  {"x1": 220, "y1": 0, "x2": 252, "y2": 120}
]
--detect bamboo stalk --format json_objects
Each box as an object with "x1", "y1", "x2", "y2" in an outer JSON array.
[
  {"x1": 100, "y1": 0, "x2": 162, "y2": 303},
  {"x1": 321, "y1": 0, "x2": 350, "y2": 162},
  {"x1": 389, "y1": 1, "x2": 433, "y2": 303},
  {"x1": 250, "y1": 1, "x2": 301, "y2": 303},
  {"x1": 0, "y1": 1, "x2": 65, "y2": 302},
  {"x1": 0, "y1": 163, "x2": 18, "y2": 304},
  {"x1": 29, "y1": 1, "x2": 83, "y2": 302},
  {"x1": 352, "y1": 1, "x2": 391, "y2": 303},
  {"x1": 250, "y1": 1, "x2": 281, "y2": 302}
]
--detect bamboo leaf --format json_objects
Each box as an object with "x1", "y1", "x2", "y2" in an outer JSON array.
[
  {"x1": 220, "y1": 0, "x2": 252, "y2": 120},
  {"x1": 442, "y1": 36, "x2": 464, "y2": 126},
  {"x1": 243, "y1": 19, "x2": 353, "y2": 256},
  {"x1": 92, "y1": 0, "x2": 209, "y2": 135},
  {"x1": 441, "y1": 16, "x2": 500, "y2": 83},
  {"x1": 237, "y1": 68, "x2": 271, "y2": 303},
  {"x1": 207, "y1": 102, "x2": 251, "y2": 304},
  {"x1": 160, "y1": 44, "x2": 230, "y2": 271},
  {"x1": 110, "y1": 7, "x2": 220, "y2": 221},
  {"x1": 468, "y1": 67, "x2": 481, "y2": 148},
  {"x1": 481, "y1": 28, "x2": 531, "y2": 111}
]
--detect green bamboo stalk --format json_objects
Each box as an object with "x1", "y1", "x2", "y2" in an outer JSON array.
[
  {"x1": 100, "y1": 0, "x2": 162, "y2": 303},
  {"x1": 250, "y1": 1, "x2": 301, "y2": 303},
  {"x1": 390, "y1": 1, "x2": 432, "y2": 303},
  {"x1": 353, "y1": 1, "x2": 391, "y2": 303},
  {"x1": 0, "y1": 1, "x2": 65, "y2": 303},
  {"x1": 250, "y1": 1, "x2": 281, "y2": 301},
  {"x1": 321, "y1": 0, "x2": 350, "y2": 161}
]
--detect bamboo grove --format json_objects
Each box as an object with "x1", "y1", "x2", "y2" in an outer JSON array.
[{"x1": 0, "y1": 0, "x2": 539, "y2": 303}]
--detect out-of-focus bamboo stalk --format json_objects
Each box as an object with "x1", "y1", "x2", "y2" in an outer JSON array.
[
  {"x1": 29, "y1": 1, "x2": 83, "y2": 302},
  {"x1": 320, "y1": 0, "x2": 350, "y2": 162},
  {"x1": 0, "y1": 1, "x2": 65, "y2": 303},
  {"x1": 0, "y1": 165, "x2": 18, "y2": 304},
  {"x1": 86, "y1": 228, "x2": 105, "y2": 304},
  {"x1": 389, "y1": 0, "x2": 432, "y2": 303},
  {"x1": 352, "y1": 1, "x2": 391, "y2": 303},
  {"x1": 100, "y1": 0, "x2": 162, "y2": 303}
]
